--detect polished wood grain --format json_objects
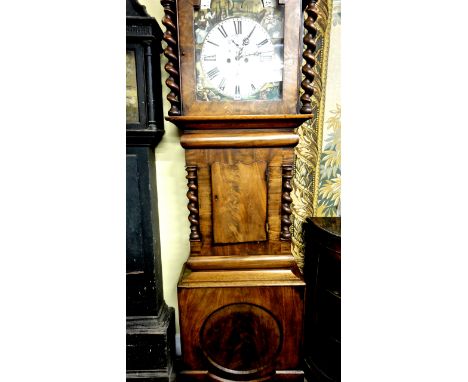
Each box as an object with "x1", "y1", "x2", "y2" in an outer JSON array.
[
  {"x1": 181, "y1": 131, "x2": 299, "y2": 149},
  {"x1": 179, "y1": 268, "x2": 304, "y2": 287},
  {"x1": 166, "y1": 114, "x2": 313, "y2": 130},
  {"x1": 176, "y1": 0, "x2": 303, "y2": 116},
  {"x1": 211, "y1": 161, "x2": 267, "y2": 244},
  {"x1": 186, "y1": 255, "x2": 297, "y2": 270}
]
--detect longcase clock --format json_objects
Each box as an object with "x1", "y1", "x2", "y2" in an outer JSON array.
[
  {"x1": 159, "y1": 0, "x2": 325, "y2": 381},
  {"x1": 126, "y1": 0, "x2": 175, "y2": 380}
]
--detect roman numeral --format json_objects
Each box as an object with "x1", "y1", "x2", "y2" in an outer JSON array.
[
  {"x1": 234, "y1": 20, "x2": 242, "y2": 35},
  {"x1": 218, "y1": 78, "x2": 226, "y2": 91},
  {"x1": 206, "y1": 40, "x2": 219, "y2": 47},
  {"x1": 235, "y1": 84, "x2": 240, "y2": 95},
  {"x1": 251, "y1": 83, "x2": 256, "y2": 91},
  {"x1": 257, "y1": 39, "x2": 268, "y2": 47},
  {"x1": 218, "y1": 25, "x2": 228, "y2": 38},
  {"x1": 207, "y1": 67, "x2": 220, "y2": 80},
  {"x1": 203, "y1": 55, "x2": 217, "y2": 61}
]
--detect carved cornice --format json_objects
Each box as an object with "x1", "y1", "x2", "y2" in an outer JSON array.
[
  {"x1": 126, "y1": 0, "x2": 162, "y2": 42},
  {"x1": 160, "y1": 0, "x2": 181, "y2": 116}
]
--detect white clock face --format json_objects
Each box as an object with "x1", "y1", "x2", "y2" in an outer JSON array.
[{"x1": 198, "y1": 16, "x2": 283, "y2": 101}]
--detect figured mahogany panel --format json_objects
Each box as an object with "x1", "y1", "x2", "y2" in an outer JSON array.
[{"x1": 211, "y1": 161, "x2": 267, "y2": 244}]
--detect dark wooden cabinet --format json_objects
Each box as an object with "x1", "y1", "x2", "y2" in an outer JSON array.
[
  {"x1": 127, "y1": 1, "x2": 175, "y2": 381},
  {"x1": 303, "y1": 218, "x2": 341, "y2": 382}
]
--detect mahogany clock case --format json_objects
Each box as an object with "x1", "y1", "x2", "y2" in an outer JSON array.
[{"x1": 157, "y1": 0, "x2": 325, "y2": 380}]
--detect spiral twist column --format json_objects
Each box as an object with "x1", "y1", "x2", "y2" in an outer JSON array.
[
  {"x1": 161, "y1": 0, "x2": 181, "y2": 116},
  {"x1": 280, "y1": 165, "x2": 294, "y2": 241},
  {"x1": 186, "y1": 166, "x2": 201, "y2": 241},
  {"x1": 300, "y1": 0, "x2": 321, "y2": 114}
]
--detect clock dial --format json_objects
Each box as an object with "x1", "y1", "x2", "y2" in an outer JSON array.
[
  {"x1": 194, "y1": 1, "x2": 285, "y2": 102},
  {"x1": 200, "y1": 17, "x2": 278, "y2": 100}
]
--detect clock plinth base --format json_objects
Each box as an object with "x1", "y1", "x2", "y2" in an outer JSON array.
[{"x1": 177, "y1": 265, "x2": 305, "y2": 382}]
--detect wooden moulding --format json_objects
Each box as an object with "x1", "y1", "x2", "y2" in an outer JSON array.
[
  {"x1": 166, "y1": 114, "x2": 313, "y2": 130},
  {"x1": 181, "y1": 131, "x2": 300, "y2": 149},
  {"x1": 186, "y1": 255, "x2": 298, "y2": 270},
  {"x1": 178, "y1": 265, "x2": 305, "y2": 288}
]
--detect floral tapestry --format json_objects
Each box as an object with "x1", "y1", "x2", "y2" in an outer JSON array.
[{"x1": 292, "y1": 0, "x2": 340, "y2": 270}]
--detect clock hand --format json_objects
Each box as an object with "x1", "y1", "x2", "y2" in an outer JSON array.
[
  {"x1": 242, "y1": 26, "x2": 256, "y2": 46},
  {"x1": 235, "y1": 46, "x2": 244, "y2": 61},
  {"x1": 230, "y1": 39, "x2": 241, "y2": 48}
]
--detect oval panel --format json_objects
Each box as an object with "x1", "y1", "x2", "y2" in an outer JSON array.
[{"x1": 200, "y1": 303, "x2": 282, "y2": 375}]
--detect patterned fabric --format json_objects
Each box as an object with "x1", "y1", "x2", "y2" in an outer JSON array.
[{"x1": 291, "y1": 0, "x2": 340, "y2": 271}]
